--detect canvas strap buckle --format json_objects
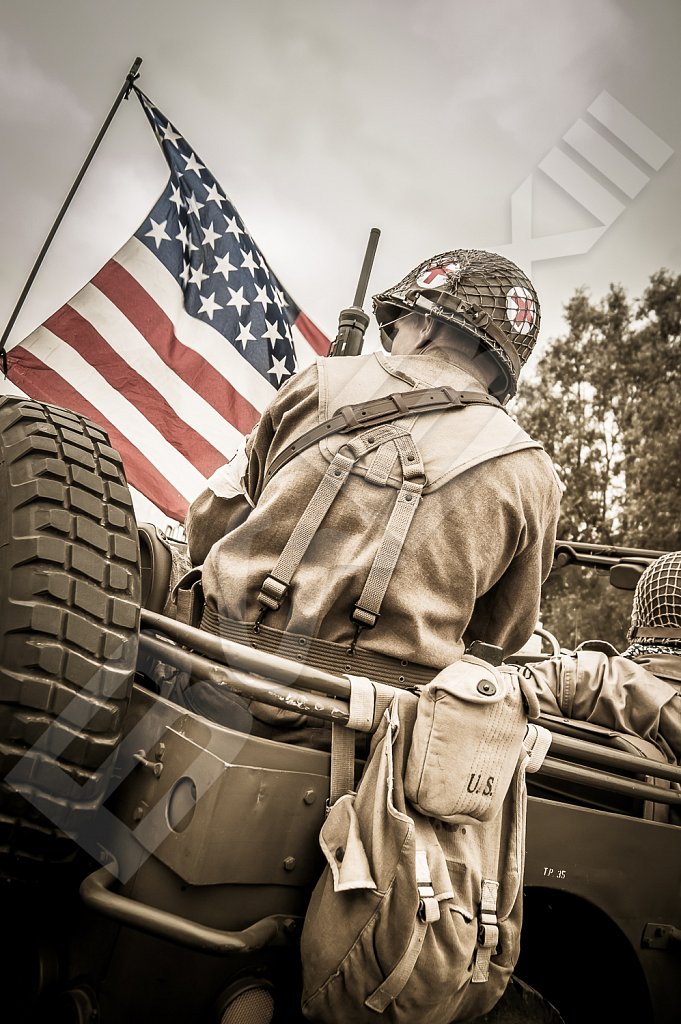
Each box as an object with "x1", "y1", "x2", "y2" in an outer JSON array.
[
  {"x1": 351, "y1": 604, "x2": 379, "y2": 629},
  {"x1": 390, "y1": 392, "x2": 411, "y2": 416},
  {"x1": 477, "y1": 911, "x2": 499, "y2": 950},
  {"x1": 472, "y1": 879, "x2": 500, "y2": 983},
  {"x1": 257, "y1": 574, "x2": 290, "y2": 611},
  {"x1": 337, "y1": 404, "x2": 363, "y2": 429},
  {"x1": 416, "y1": 847, "x2": 440, "y2": 923},
  {"x1": 348, "y1": 605, "x2": 379, "y2": 655},
  {"x1": 439, "y1": 385, "x2": 465, "y2": 405}
]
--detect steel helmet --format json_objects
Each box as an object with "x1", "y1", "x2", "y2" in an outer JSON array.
[
  {"x1": 372, "y1": 249, "x2": 540, "y2": 401},
  {"x1": 627, "y1": 551, "x2": 681, "y2": 645}
]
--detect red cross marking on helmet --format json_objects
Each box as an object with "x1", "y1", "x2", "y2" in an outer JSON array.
[
  {"x1": 506, "y1": 286, "x2": 536, "y2": 335},
  {"x1": 417, "y1": 262, "x2": 460, "y2": 288},
  {"x1": 422, "y1": 267, "x2": 448, "y2": 284},
  {"x1": 512, "y1": 295, "x2": 533, "y2": 323}
]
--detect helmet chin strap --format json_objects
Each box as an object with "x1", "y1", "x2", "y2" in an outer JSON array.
[
  {"x1": 419, "y1": 313, "x2": 438, "y2": 342},
  {"x1": 376, "y1": 308, "x2": 417, "y2": 351}
]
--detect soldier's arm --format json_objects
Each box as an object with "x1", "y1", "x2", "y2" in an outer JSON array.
[
  {"x1": 519, "y1": 655, "x2": 577, "y2": 717},
  {"x1": 185, "y1": 446, "x2": 255, "y2": 565},
  {"x1": 185, "y1": 403, "x2": 280, "y2": 565},
  {"x1": 465, "y1": 451, "x2": 562, "y2": 659},
  {"x1": 523, "y1": 651, "x2": 681, "y2": 762}
]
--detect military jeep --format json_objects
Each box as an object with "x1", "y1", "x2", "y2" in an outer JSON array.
[{"x1": 1, "y1": 395, "x2": 680, "y2": 1024}]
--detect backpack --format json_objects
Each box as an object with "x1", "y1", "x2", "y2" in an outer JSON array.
[{"x1": 300, "y1": 656, "x2": 551, "y2": 1024}]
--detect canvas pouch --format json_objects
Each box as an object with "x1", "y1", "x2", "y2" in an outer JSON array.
[
  {"x1": 301, "y1": 691, "x2": 552, "y2": 1024},
  {"x1": 404, "y1": 655, "x2": 542, "y2": 823}
]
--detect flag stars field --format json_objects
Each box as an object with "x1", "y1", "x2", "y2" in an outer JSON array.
[
  {"x1": 186, "y1": 192, "x2": 205, "y2": 217},
  {"x1": 160, "y1": 123, "x2": 182, "y2": 148},
  {"x1": 236, "y1": 321, "x2": 256, "y2": 349},
  {"x1": 262, "y1": 319, "x2": 283, "y2": 346},
  {"x1": 240, "y1": 248, "x2": 259, "y2": 275},
  {"x1": 213, "y1": 252, "x2": 238, "y2": 281},
  {"x1": 175, "y1": 223, "x2": 196, "y2": 252},
  {"x1": 253, "y1": 283, "x2": 272, "y2": 309},
  {"x1": 189, "y1": 263, "x2": 209, "y2": 288}
]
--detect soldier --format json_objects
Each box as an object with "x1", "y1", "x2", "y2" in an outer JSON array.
[
  {"x1": 524, "y1": 550, "x2": 681, "y2": 764},
  {"x1": 180, "y1": 249, "x2": 562, "y2": 738}
]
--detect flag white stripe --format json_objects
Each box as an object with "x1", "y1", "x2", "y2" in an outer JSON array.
[
  {"x1": 21, "y1": 327, "x2": 207, "y2": 502},
  {"x1": 69, "y1": 284, "x2": 242, "y2": 455},
  {"x1": 116, "y1": 238, "x2": 278, "y2": 413}
]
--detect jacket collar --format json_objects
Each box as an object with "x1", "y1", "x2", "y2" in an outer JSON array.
[{"x1": 375, "y1": 351, "x2": 489, "y2": 394}]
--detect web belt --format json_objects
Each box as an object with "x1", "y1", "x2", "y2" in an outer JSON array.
[{"x1": 265, "y1": 386, "x2": 503, "y2": 482}]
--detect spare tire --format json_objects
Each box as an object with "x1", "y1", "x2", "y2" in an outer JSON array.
[{"x1": 0, "y1": 397, "x2": 141, "y2": 871}]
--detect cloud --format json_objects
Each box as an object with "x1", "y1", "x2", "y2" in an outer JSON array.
[{"x1": 0, "y1": 30, "x2": 91, "y2": 130}]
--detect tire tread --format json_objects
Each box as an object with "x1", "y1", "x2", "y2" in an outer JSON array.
[{"x1": 0, "y1": 397, "x2": 141, "y2": 866}]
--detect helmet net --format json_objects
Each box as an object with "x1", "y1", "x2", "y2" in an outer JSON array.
[
  {"x1": 628, "y1": 551, "x2": 681, "y2": 641},
  {"x1": 372, "y1": 249, "x2": 540, "y2": 393}
]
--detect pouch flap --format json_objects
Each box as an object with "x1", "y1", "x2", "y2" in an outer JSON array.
[
  {"x1": 319, "y1": 794, "x2": 376, "y2": 892},
  {"x1": 427, "y1": 655, "x2": 508, "y2": 706}
]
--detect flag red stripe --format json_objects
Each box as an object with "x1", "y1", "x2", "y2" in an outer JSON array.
[
  {"x1": 7, "y1": 347, "x2": 188, "y2": 522},
  {"x1": 44, "y1": 304, "x2": 225, "y2": 477},
  {"x1": 94, "y1": 259, "x2": 261, "y2": 435},
  {"x1": 294, "y1": 309, "x2": 330, "y2": 356}
]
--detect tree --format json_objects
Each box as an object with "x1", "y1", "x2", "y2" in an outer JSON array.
[
  {"x1": 616, "y1": 271, "x2": 681, "y2": 550},
  {"x1": 513, "y1": 270, "x2": 681, "y2": 649}
]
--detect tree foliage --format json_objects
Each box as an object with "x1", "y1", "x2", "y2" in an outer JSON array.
[{"x1": 513, "y1": 269, "x2": 681, "y2": 649}]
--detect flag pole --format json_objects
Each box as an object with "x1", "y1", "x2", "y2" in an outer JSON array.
[{"x1": 0, "y1": 56, "x2": 143, "y2": 372}]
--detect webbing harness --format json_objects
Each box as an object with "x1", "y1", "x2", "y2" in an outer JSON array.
[
  {"x1": 257, "y1": 385, "x2": 505, "y2": 652},
  {"x1": 256, "y1": 421, "x2": 426, "y2": 649}
]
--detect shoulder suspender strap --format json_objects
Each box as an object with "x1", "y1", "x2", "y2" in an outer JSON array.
[
  {"x1": 265, "y1": 386, "x2": 503, "y2": 482},
  {"x1": 351, "y1": 433, "x2": 425, "y2": 630},
  {"x1": 257, "y1": 423, "x2": 411, "y2": 615}
]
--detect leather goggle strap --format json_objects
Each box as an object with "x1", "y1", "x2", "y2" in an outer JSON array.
[
  {"x1": 352, "y1": 433, "x2": 425, "y2": 630},
  {"x1": 265, "y1": 386, "x2": 502, "y2": 482},
  {"x1": 629, "y1": 626, "x2": 681, "y2": 641},
  {"x1": 258, "y1": 424, "x2": 411, "y2": 614}
]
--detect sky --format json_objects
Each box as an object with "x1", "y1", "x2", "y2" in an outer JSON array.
[{"x1": 0, "y1": 0, "x2": 679, "y2": 525}]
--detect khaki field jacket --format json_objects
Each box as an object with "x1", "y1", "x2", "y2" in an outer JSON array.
[{"x1": 189, "y1": 350, "x2": 561, "y2": 669}]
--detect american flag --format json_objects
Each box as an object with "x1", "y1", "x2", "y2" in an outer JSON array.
[{"x1": 7, "y1": 88, "x2": 330, "y2": 522}]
